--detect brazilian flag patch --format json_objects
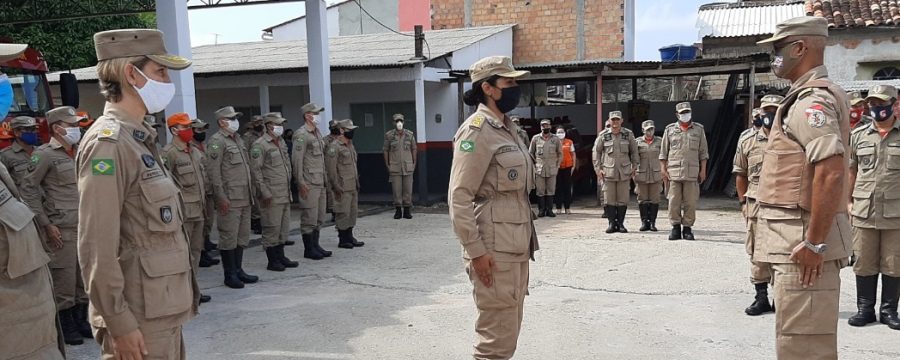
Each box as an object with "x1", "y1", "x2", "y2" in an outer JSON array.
[
  {"x1": 30, "y1": 154, "x2": 40, "y2": 164},
  {"x1": 91, "y1": 159, "x2": 115, "y2": 175},
  {"x1": 459, "y1": 140, "x2": 475, "y2": 153}
]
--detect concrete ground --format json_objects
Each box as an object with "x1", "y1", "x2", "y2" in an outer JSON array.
[{"x1": 66, "y1": 198, "x2": 900, "y2": 360}]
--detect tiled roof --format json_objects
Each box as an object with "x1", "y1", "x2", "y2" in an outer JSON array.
[
  {"x1": 805, "y1": 0, "x2": 900, "y2": 27},
  {"x1": 697, "y1": 1, "x2": 807, "y2": 38},
  {"x1": 835, "y1": 79, "x2": 900, "y2": 91}
]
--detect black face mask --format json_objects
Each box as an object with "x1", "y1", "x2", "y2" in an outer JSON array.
[
  {"x1": 330, "y1": 128, "x2": 341, "y2": 135},
  {"x1": 343, "y1": 130, "x2": 355, "y2": 139},
  {"x1": 762, "y1": 112, "x2": 776, "y2": 129},
  {"x1": 496, "y1": 86, "x2": 521, "y2": 113},
  {"x1": 193, "y1": 132, "x2": 206, "y2": 142},
  {"x1": 541, "y1": 128, "x2": 550, "y2": 134},
  {"x1": 871, "y1": 103, "x2": 895, "y2": 122},
  {"x1": 752, "y1": 117, "x2": 763, "y2": 128},
  {"x1": 254, "y1": 125, "x2": 264, "y2": 132}
]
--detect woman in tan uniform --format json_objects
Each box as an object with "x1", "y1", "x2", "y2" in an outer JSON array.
[
  {"x1": 448, "y1": 56, "x2": 538, "y2": 360},
  {"x1": 634, "y1": 120, "x2": 663, "y2": 231}
]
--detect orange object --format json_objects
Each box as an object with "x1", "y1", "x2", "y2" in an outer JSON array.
[
  {"x1": 167, "y1": 112, "x2": 192, "y2": 128},
  {"x1": 560, "y1": 138, "x2": 574, "y2": 169},
  {"x1": 77, "y1": 111, "x2": 94, "y2": 128},
  {"x1": 0, "y1": 122, "x2": 14, "y2": 139}
]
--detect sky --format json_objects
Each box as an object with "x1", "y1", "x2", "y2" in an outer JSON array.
[{"x1": 186, "y1": 0, "x2": 729, "y2": 60}]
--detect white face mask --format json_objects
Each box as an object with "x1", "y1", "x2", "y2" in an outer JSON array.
[
  {"x1": 396, "y1": 121, "x2": 403, "y2": 130},
  {"x1": 226, "y1": 119, "x2": 240, "y2": 132},
  {"x1": 272, "y1": 125, "x2": 284, "y2": 137},
  {"x1": 556, "y1": 131, "x2": 565, "y2": 140},
  {"x1": 132, "y1": 67, "x2": 175, "y2": 114},
  {"x1": 311, "y1": 114, "x2": 321, "y2": 125},
  {"x1": 62, "y1": 127, "x2": 82, "y2": 145},
  {"x1": 678, "y1": 113, "x2": 692, "y2": 123}
]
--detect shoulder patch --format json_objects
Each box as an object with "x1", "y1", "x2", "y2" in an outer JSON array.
[
  {"x1": 805, "y1": 104, "x2": 827, "y2": 128},
  {"x1": 459, "y1": 140, "x2": 476, "y2": 153},
  {"x1": 30, "y1": 154, "x2": 40, "y2": 164},
  {"x1": 470, "y1": 115, "x2": 485, "y2": 129},
  {"x1": 91, "y1": 159, "x2": 115, "y2": 175},
  {"x1": 327, "y1": 146, "x2": 337, "y2": 156},
  {"x1": 251, "y1": 147, "x2": 262, "y2": 159}
]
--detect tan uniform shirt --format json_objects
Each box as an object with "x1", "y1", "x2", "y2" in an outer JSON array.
[
  {"x1": 76, "y1": 107, "x2": 198, "y2": 338},
  {"x1": 207, "y1": 131, "x2": 253, "y2": 208},
  {"x1": 593, "y1": 128, "x2": 639, "y2": 181},
  {"x1": 530, "y1": 133, "x2": 563, "y2": 177},
  {"x1": 635, "y1": 135, "x2": 663, "y2": 184},
  {"x1": 0, "y1": 142, "x2": 35, "y2": 189},
  {"x1": 732, "y1": 128, "x2": 768, "y2": 201},
  {"x1": 292, "y1": 123, "x2": 326, "y2": 188},
  {"x1": 383, "y1": 129, "x2": 416, "y2": 175},
  {"x1": 162, "y1": 141, "x2": 207, "y2": 222},
  {"x1": 448, "y1": 104, "x2": 538, "y2": 263},
  {"x1": 849, "y1": 119, "x2": 900, "y2": 229},
  {"x1": 241, "y1": 130, "x2": 262, "y2": 154},
  {"x1": 659, "y1": 122, "x2": 710, "y2": 181},
  {"x1": 250, "y1": 134, "x2": 293, "y2": 204},
  {"x1": 325, "y1": 139, "x2": 359, "y2": 194},
  {"x1": 20, "y1": 139, "x2": 78, "y2": 228}
]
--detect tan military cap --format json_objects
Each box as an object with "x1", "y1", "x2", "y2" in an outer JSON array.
[
  {"x1": 263, "y1": 112, "x2": 286, "y2": 125},
  {"x1": 47, "y1": 106, "x2": 84, "y2": 125},
  {"x1": 866, "y1": 85, "x2": 898, "y2": 102},
  {"x1": 540, "y1": 119, "x2": 552, "y2": 125},
  {"x1": 752, "y1": 108, "x2": 762, "y2": 117},
  {"x1": 10, "y1": 116, "x2": 36, "y2": 129},
  {"x1": 214, "y1": 106, "x2": 242, "y2": 119},
  {"x1": 0, "y1": 43, "x2": 27, "y2": 63},
  {"x1": 191, "y1": 119, "x2": 210, "y2": 129},
  {"x1": 642, "y1": 120, "x2": 656, "y2": 131},
  {"x1": 757, "y1": 16, "x2": 828, "y2": 45},
  {"x1": 470, "y1": 56, "x2": 530, "y2": 83},
  {"x1": 301, "y1": 102, "x2": 324, "y2": 114},
  {"x1": 848, "y1": 91, "x2": 866, "y2": 106},
  {"x1": 608, "y1": 111, "x2": 623, "y2": 120},
  {"x1": 250, "y1": 115, "x2": 264, "y2": 123},
  {"x1": 760, "y1": 94, "x2": 784, "y2": 108},
  {"x1": 93, "y1": 29, "x2": 190, "y2": 70},
  {"x1": 393, "y1": 113, "x2": 405, "y2": 122},
  {"x1": 676, "y1": 102, "x2": 692, "y2": 113},
  {"x1": 336, "y1": 119, "x2": 358, "y2": 130}
]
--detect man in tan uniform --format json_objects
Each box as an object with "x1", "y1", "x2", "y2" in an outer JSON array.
[
  {"x1": 250, "y1": 112, "x2": 300, "y2": 272},
  {"x1": 847, "y1": 84, "x2": 900, "y2": 330},
  {"x1": 755, "y1": 17, "x2": 853, "y2": 358},
  {"x1": 292, "y1": 103, "x2": 332, "y2": 260},
  {"x1": 383, "y1": 113, "x2": 417, "y2": 220},
  {"x1": 21, "y1": 106, "x2": 92, "y2": 345},
  {"x1": 530, "y1": 119, "x2": 562, "y2": 217},
  {"x1": 324, "y1": 119, "x2": 340, "y2": 220},
  {"x1": 660, "y1": 102, "x2": 709, "y2": 240},
  {"x1": 733, "y1": 94, "x2": 783, "y2": 316},
  {"x1": 0, "y1": 41, "x2": 65, "y2": 360},
  {"x1": 635, "y1": 120, "x2": 663, "y2": 232},
  {"x1": 1, "y1": 116, "x2": 40, "y2": 188},
  {"x1": 326, "y1": 119, "x2": 365, "y2": 249},
  {"x1": 848, "y1": 91, "x2": 874, "y2": 131},
  {"x1": 192, "y1": 119, "x2": 222, "y2": 267},
  {"x1": 243, "y1": 115, "x2": 265, "y2": 235},
  {"x1": 207, "y1": 106, "x2": 259, "y2": 288},
  {"x1": 594, "y1": 111, "x2": 638, "y2": 233},
  {"x1": 162, "y1": 113, "x2": 212, "y2": 305}
]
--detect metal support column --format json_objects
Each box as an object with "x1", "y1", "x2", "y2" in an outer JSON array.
[
  {"x1": 305, "y1": 0, "x2": 333, "y2": 133},
  {"x1": 156, "y1": 0, "x2": 197, "y2": 122},
  {"x1": 748, "y1": 64, "x2": 756, "y2": 128},
  {"x1": 259, "y1": 85, "x2": 270, "y2": 115},
  {"x1": 414, "y1": 64, "x2": 430, "y2": 204}
]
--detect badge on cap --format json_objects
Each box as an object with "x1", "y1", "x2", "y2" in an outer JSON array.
[
  {"x1": 805, "y1": 104, "x2": 827, "y2": 128},
  {"x1": 160, "y1": 206, "x2": 173, "y2": 224},
  {"x1": 141, "y1": 154, "x2": 156, "y2": 168}
]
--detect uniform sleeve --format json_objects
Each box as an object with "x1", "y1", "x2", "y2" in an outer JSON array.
[
  {"x1": 409, "y1": 131, "x2": 418, "y2": 161},
  {"x1": 206, "y1": 138, "x2": 227, "y2": 203},
  {"x1": 789, "y1": 90, "x2": 845, "y2": 164},
  {"x1": 659, "y1": 130, "x2": 670, "y2": 160},
  {"x1": 20, "y1": 151, "x2": 50, "y2": 227},
  {"x1": 848, "y1": 132, "x2": 859, "y2": 169},
  {"x1": 249, "y1": 143, "x2": 271, "y2": 200},
  {"x1": 556, "y1": 138, "x2": 563, "y2": 169},
  {"x1": 732, "y1": 139, "x2": 748, "y2": 175},
  {"x1": 448, "y1": 126, "x2": 492, "y2": 259},
  {"x1": 292, "y1": 133, "x2": 308, "y2": 188},
  {"x1": 528, "y1": 135, "x2": 537, "y2": 158},
  {"x1": 592, "y1": 136, "x2": 603, "y2": 173},
  {"x1": 382, "y1": 132, "x2": 391, "y2": 153},
  {"x1": 699, "y1": 128, "x2": 710, "y2": 161},
  {"x1": 324, "y1": 144, "x2": 339, "y2": 193},
  {"x1": 76, "y1": 139, "x2": 137, "y2": 337},
  {"x1": 628, "y1": 133, "x2": 640, "y2": 166}
]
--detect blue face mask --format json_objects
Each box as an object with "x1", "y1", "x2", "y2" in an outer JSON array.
[
  {"x1": 18, "y1": 132, "x2": 40, "y2": 146},
  {"x1": 0, "y1": 74, "x2": 13, "y2": 120}
]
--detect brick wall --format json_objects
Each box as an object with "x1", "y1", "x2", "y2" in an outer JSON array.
[{"x1": 431, "y1": 0, "x2": 625, "y2": 64}]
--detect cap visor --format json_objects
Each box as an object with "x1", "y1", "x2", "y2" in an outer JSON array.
[
  {"x1": 346, "y1": 125, "x2": 358, "y2": 130},
  {"x1": 866, "y1": 94, "x2": 892, "y2": 102},
  {"x1": 761, "y1": 102, "x2": 779, "y2": 108},
  {"x1": 850, "y1": 99, "x2": 866, "y2": 105},
  {"x1": 756, "y1": 34, "x2": 787, "y2": 45},
  {"x1": 0, "y1": 43, "x2": 27, "y2": 63},
  {"x1": 498, "y1": 70, "x2": 530, "y2": 79},
  {"x1": 677, "y1": 109, "x2": 691, "y2": 114},
  {"x1": 147, "y1": 54, "x2": 192, "y2": 70}
]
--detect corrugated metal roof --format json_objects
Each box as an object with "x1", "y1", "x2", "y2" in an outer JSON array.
[
  {"x1": 48, "y1": 25, "x2": 514, "y2": 83},
  {"x1": 697, "y1": 2, "x2": 806, "y2": 38},
  {"x1": 835, "y1": 79, "x2": 900, "y2": 91}
]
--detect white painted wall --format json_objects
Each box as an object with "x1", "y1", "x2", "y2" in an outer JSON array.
[
  {"x1": 450, "y1": 29, "x2": 514, "y2": 70},
  {"x1": 824, "y1": 34, "x2": 900, "y2": 82},
  {"x1": 271, "y1": 7, "x2": 340, "y2": 41},
  {"x1": 424, "y1": 81, "x2": 459, "y2": 142}
]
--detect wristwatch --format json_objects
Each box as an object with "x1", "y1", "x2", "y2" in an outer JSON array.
[{"x1": 802, "y1": 240, "x2": 828, "y2": 254}]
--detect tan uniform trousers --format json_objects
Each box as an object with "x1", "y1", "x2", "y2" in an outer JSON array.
[
  {"x1": 535, "y1": 175, "x2": 556, "y2": 197},
  {"x1": 852, "y1": 227, "x2": 900, "y2": 277},
  {"x1": 334, "y1": 190, "x2": 359, "y2": 231},
  {"x1": 217, "y1": 205, "x2": 251, "y2": 250},
  {"x1": 391, "y1": 174, "x2": 414, "y2": 206},
  {"x1": 262, "y1": 203, "x2": 291, "y2": 248},
  {"x1": 49, "y1": 226, "x2": 87, "y2": 310},
  {"x1": 300, "y1": 186, "x2": 326, "y2": 234},
  {"x1": 184, "y1": 219, "x2": 204, "y2": 283},
  {"x1": 636, "y1": 182, "x2": 661, "y2": 204},
  {"x1": 203, "y1": 193, "x2": 216, "y2": 244},
  {"x1": 95, "y1": 326, "x2": 185, "y2": 360},
  {"x1": 603, "y1": 180, "x2": 630, "y2": 206},
  {"x1": 773, "y1": 260, "x2": 844, "y2": 360},
  {"x1": 745, "y1": 219, "x2": 771, "y2": 284},
  {"x1": 326, "y1": 187, "x2": 334, "y2": 213},
  {"x1": 667, "y1": 180, "x2": 699, "y2": 226},
  {"x1": 466, "y1": 260, "x2": 529, "y2": 360}
]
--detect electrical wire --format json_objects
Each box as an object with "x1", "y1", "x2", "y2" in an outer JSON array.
[{"x1": 351, "y1": 0, "x2": 431, "y2": 59}]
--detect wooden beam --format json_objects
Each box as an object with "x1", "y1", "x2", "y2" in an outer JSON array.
[
  {"x1": 601, "y1": 63, "x2": 762, "y2": 78},
  {"x1": 519, "y1": 71, "x2": 598, "y2": 81}
]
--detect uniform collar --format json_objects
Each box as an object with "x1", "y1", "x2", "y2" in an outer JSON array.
[
  {"x1": 49, "y1": 137, "x2": 65, "y2": 149},
  {"x1": 475, "y1": 104, "x2": 508, "y2": 129},
  {"x1": 11, "y1": 141, "x2": 27, "y2": 153},
  {"x1": 173, "y1": 139, "x2": 191, "y2": 152},
  {"x1": 756, "y1": 128, "x2": 769, "y2": 140},
  {"x1": 304, "y1": 122, "x2": 318, "y2": 133},
  {"x1": 791, "y1": 65, "x2": 829, "y2": 89},
  {"x1": 102, "y1": 104, "x2": 144, "y2": 126},
  {"x1": 866, "y1": 118, "x2": 900, "y2": 134}
]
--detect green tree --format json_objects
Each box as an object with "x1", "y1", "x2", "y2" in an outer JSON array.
[{"x1": 0, "y1": 13, "x2": 155, "y2": 71}]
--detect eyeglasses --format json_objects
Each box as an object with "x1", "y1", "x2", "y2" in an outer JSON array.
[{"x1": 771, "y1": 40, "x2": 802, "y2": 56}]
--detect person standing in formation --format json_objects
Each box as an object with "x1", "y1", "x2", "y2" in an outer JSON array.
[
  {"x1": 593, "y1": 111, "x2": 638, "y2": 233},
  {"x1": 554, "y1": 126, "x2": 575, "y2": 214},
  {"x1": 530, "y1": 119, "x2": 562, "y2": 218},
  {"x1": 634, "y1": 120, "x2": 663, "y2": 232},
  {"x1": 326, "y1": 120, "x2": 365, "y2": 249},
  {"x1": 383, "y1": 113, "x2": 417, "y2": 220},
  {"x1": 659, "y1": 102, "x2": 709, "y2": 241}
]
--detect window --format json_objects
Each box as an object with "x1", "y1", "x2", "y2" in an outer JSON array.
[
  {"x1": 874, "y1": 67, "x2": 900, "y2": 81},
  {"x1": 3, "y1": 68, "x2": 50, "y2": 117}
]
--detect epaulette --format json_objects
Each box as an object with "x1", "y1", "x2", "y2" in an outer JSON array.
[
  {"x1": 798, "y1": 88, "x2": 815, "y2": 101},
  {"x1": 851, "y1": 124, "x2": 870, "y2": 136},
  {"x1": 96, "y1": 119, "x2": 121, "y2": 142},
  {"x1": 738, "y1": 128, "x2": 756, "y2": 144},
  {"x1": 666, "y1": 122, "x2": 678, "y2": 128},
  {"x1": 469, "y1": 114, "x2": 486, "y2": 130},
  {"x1": 693, "y1": 122, "x2": 705, "y2": 128}
]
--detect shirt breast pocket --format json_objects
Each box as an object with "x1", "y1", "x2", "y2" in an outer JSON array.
[
  {"x1": 496, "y1": 152, "x2": 525, "y2": 192},
  {"x1": 176, "y1": 164, "x2": 197, "y2": 187},
  {"x1": 856, "y1": 145, "x2": 876, "y2": 171},
  {"x1": 311, "y1": 142, "x2": 323, "y2": 156},
  {"x1": 54, "y1": 161, "x2": 77, "y2": 184},
  {"x1": 13, "y1": 163, "x2": 30, "y2": 177},
  {"x1": 227, "y1": 147, "x2": 243, "y2": 165},
  {"x1": 688, "y1": 134, "x2": 700, "y2": 150},
  {"x1": 139, "y1": 178, "x2": 182, "y2": 233},
  {"x1": 268, "y1": 149, "x2": 284, "y2": 165},
  {"x1": 886, "y1": 144, "x2": 900, "y2": 170}
]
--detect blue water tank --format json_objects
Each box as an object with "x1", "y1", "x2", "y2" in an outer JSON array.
[{"x1": 659, "y1": 45, "x2": 697, "y2": 62}]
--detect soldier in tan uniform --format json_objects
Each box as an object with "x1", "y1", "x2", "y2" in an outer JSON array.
[
  {"x1": 243, "y1": 115, "x2": 265, "y2": 235},
  {"x1": 849, "y1": 91, "x2": 874, "y2": 131},
  {"x1": 383, "y1": 113, "x2": 417, "y2": 219},
  {"x1": 660, "y1": 102, "x2": 709, "y2": 240},
  {"x1": 530, "y1": 119, "x2": 562, "y2": 217},
  {"x1": 324, "y1": 119, "x2": 340, "y2": 220},
  {"x1": 292, "y1": 103, "x2": 332, "y2": 260},
  {"x1": 162, "y1": 113, "x2": 212, "y2": 305},
  {"x1": 0, "y1": 41, "x2": 65, "y2": 360},
  {"x1": 192, "y1": 119, "x2": 222, "y2": 267},
  {"x1": 250, "y1": 112, "x2": 300, "y2": 272},
  {"x1": 326, "y1": 120, "x2": 365, "y2": 249},
  {"x1": 634, "y1": 120, "x2": 662, "y2": 232},
  {"x1": 847, "y1": 84, "x2": 900, "y2": 330},
  {"x1": 755, "y1": 17, "x2": 853, "y2": 358},
  {"x1": 207, "y1": 106, "x2": 259, "y2": 289},
  {"x1": 594, "y1": 111, "x2": 638, "y2": 232},
  {"x1": 1, "y1": 116, "x2": 41, "y2": 188},
  {"x1": 449, "y1": 55, "x2": 538, "y2": 360},
  {"x1": 733, "y1": 95, "x2": 783, "y2": 316},
  {"x1": 78, "y1": 29, "x2": 199, "y2": 359}
]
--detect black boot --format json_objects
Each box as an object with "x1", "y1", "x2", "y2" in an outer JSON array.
[
  {"x1": 251, "y1": 218, "x2": 262, "y2": 235},
  {"x1": 278, "y1": 244, "x2": 299, "y2": 268},
  {"x1": 199, "y1": 250, "x2": 219, "y2": 267},
  {"x1": 234, "y1": 247, "x2": 258, "y2": 283},
  {"x1": 265, "y1": 246, "x2": 286, "y2": 272},
  {"x1": 338, "y1": 229, "x2": 355, "y2": 249},
  {"x1": 601, "y1": 205, "x2": 608, "y2": 218},
  {"x1": 349, "y1": 227, "x2": 365, "y2": 247},
  {"x1": 394, "y1": 206, "x2": 402, "y2": 219},
  {"x1": 649, "y1": 203, "x2": 659, "y2": 232},
  {"x1": 848, "y1": 275, "x2": 878, "y2": 326},
  {"x1": 284, "y1": 238, "x2": 295, "y2": 246},
  {"x1": 879, "y1": 275, "x2": 900, "y2": 329},
  {"x1": 538, "y1": 199, "x2": 546, "y2": 218},
  {"x1": 669, "y1": 224, "x2": 682, "y2": 240},
  {"x1": 199, "y1": 294, "x2": 211, "y2": 303},
  {"x1": 403, "y1": 206, "x2": 413, "y2": 219},
  {"x1": 682, "y1": 226, "x2": 695, "y2": 240},
  {"x1": 204, "y1": 235, "x2": 218, "y2": 251},
  {"x1": 59, "y1": 308, "x2": 84, "y2": 345},
  {"x1": 313, "y1": 230, "x2": 332, "y2": 257},
  {"x1": 221, "y1": 249, "x2": 244, "y2": 289},
  {"x1": 72, "y1": 303, "x2": 93, "y2": 338},
  {"x1": 745, "y1": 282, "x2": 774, "y2": 316},
  {"x1": 545, "y1": 197, "x2": 556, "y2": 217},
  {"x1": 605, "y1": 206, "x2": 618, "y2": 234},
  {"x1": 616, "y1": 205, "x2": 628, "y2": 233},
  {"x1": 638, "y1": 203, "x2": 650, "y2": 232},
  {"x1": 303, "y1": 233, "x2": 325, "y2": 259}
]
